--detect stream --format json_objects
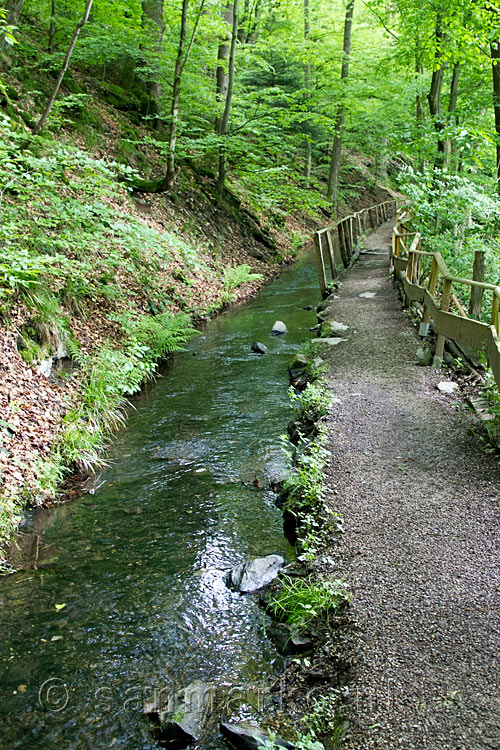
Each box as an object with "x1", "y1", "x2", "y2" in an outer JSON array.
[{"x1": 0, "y1": 248, "x2": 322, "y2": 750}]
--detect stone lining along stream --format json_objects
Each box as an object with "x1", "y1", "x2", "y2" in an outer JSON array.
[{"x1": 0, "y1": 246, "x2": 322, "y2": 750}]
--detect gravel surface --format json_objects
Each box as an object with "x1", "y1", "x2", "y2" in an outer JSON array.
[{"x1": 321, "y1": 222, "x2": 500, "y2": 749}]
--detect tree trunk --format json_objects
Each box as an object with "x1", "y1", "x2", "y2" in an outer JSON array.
[
  {"x1": 442, "y1": 62, "x2": 460, "y2": 171},
  {"x1": 33, "y1": 0, "x2": 93, "y2": 134},
  {"x1": 415, "y1": 41, "x2": 425, "y2": 172},
  {"x1": 427, "y1": 19, "x2": 446, "y2": 167},
  {"x1": 303, "y1": 0, "x2": 311, "y2": 184},
  {"x1": 492, "y1": 40, "x2": 500, "y2": 192},
  {"x1": 141, "y1": 0, "x2": 165, "y2": 130},
  {"x1": 5, "y1": 0, "x2": 25, "y2": 26},
  {"x1": 215, "y1": 1, "x2": 233, "y2": 134},
  {"x1": 326, "y1": 0, "x2": 354, "y2": 215},
  {"x1": 48, "y1": 0, "x2": 56, "y2": 53},
  {"x1": 158, "y1": 0, "x2": 205, "y2": 192},
  {"x1": 216, "y1": 0, "x2": 238, "y2": 197},
  {"x1": 0, "y1": 0, "x2": 24, "y2": 48}
]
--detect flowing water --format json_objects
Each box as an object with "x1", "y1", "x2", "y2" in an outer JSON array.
[{"x1": 0, "y1": 248, "x2": 322, "y2": 750}]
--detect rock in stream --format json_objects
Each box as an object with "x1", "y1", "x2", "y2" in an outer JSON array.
[
  {"x1": 145, "y1": 680, "x2": 211, "y2": 748},
  {"x1": 225, "y1": 555, "x2": 284, "y2": 593},
  {"x1": 220, "y1": 722, "x2": 295, "y2": 750}
]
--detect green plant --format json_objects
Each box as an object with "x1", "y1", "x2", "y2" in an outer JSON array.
[
  {"x1": 282, "y1": 426, "x2": 330, "y2": 511},
  {"x1": 289, "y1": 380, "x2": 331, "y2": 422},
  {"x1": 258, "y1": 731, "x2": 323, "y2": 750},
  {"x1": 268, "y1": 575, "x2": 349, "y2": 629},
  {"x1": 223, "y1": 263, "x2": 263, "y2": 294},
  {"x1": 301, "y1": 691, "x2": 344, "y2": 738}
]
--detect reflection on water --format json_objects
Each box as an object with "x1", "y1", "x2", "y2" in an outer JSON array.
[{"x1": 0, "y1": 249, "x2": 320, "y2": 749}]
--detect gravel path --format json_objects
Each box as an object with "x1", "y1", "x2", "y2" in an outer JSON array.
[{"x1": 320, "y1": 221, "x2": 500, "y2": 749}]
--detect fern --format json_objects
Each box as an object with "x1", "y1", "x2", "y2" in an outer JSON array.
[
  {"x1": 223, "y1": 264, "x2": 263, "y2": 292},
  {"x1": 131, "y1": 312, "x2": 198, "y2": 357}
]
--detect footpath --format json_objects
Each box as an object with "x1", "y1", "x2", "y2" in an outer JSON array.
[{"x1": 319, "y1": 221, "x2": 500, "y2": 749}]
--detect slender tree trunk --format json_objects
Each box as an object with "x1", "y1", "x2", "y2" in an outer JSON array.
[
  {"x1": 216, "y1": 0, "x2": 238, "y2": 197},
  {"x1": 443, "y1": 62, "x2": 460, "y2": 171},
  {"x1": 492, "y1": 40, "x2": 500, "y2": 192},
  {"x1": 427, "y1": 18, "x2": 446, "y2": 167},
  {"x1": 326, "y1": 0, "x2": 354, "y2": 215},
  {"x1": 303, "y1": 0, "x2": 311, "y2": 184},
  {"x1": 215, "y1": 0, "x2": 233, "y2": 134},
  {"x1": 48, "y1": 0, "x2": 56, "y2": 53},
  {"x1": 141, "y1": 0, "x2": 165, "y2": 130},
  {"x1": 0, "y1": 0, "x2": 25, "y2": 47},
  {"x1": 415, "y1": 41, "x2": 425, "y2": 171},
  {"x1": 33, "y1": 0, "x2": 93, "y2": 134},
  {"x1": 159, "y1": 0, "x2": 205, "y2": 191},
  {"x1": 5, "y1": 0, "x2": 25, "y2": 26}
]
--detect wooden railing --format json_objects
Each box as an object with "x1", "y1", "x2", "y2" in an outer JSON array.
[
  {"x1": 392, "y1": 212, "x2": 500, "y2": 385},
  {"x1": 313, "y1": 199, "x2": 398, "y2": 294}
]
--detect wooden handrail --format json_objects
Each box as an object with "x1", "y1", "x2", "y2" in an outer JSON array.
[
  {"x1": 313, "y1": 199, "x2": 398, "y2": 294},
  {"x1": 391, "y1": 216, "x2": 500, "y2": 382}
]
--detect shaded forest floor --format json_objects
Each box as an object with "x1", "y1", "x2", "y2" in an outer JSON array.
[{"x1": 315, "y1": 223, "x2": 500, "y2": 748}]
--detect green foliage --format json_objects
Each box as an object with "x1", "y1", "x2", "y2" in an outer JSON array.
[
  {"x1": 399, "y1": 168, "x2": 500, "y2": 319},
  {"x1": 221, "y1": 263, "x2": 263, "y2": 303},
  {"x1": 258, "y1": 732, "x2": 324, "y2": 750},
  {"x1": 223, "y1": 263, "x2": 263, "y2": 292},
  {"x1": 282, "y1": 424, "x2": 330, "y2": 510},
  {"x1": 289, "y1": 380, "x2": 331, "y2": 423},
  {"x1": 117, "y1": 311, "x2": 199, "y2": 359},
  {"x1": 54, "y1": 311, "x2": 197, "y2": 473},
  {"x1": 268, "y1": 575, "x2": 349, "y2": 628}
]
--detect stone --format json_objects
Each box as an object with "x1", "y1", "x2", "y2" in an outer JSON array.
[
  {"x1": 309, "y1": 324, "x2": 321, "y2": 332},
  {"x1": 220, "y1": 723, "x2": 295, "y2": 750},
  {"x1": 320, "y1": 320, "x2": 349, "y2": 337},
  {"x1": 266, "y1": 622, "x2": 314, "y2": 656},
  {"x1": 303, "y1": 305, "x2": 314, "y2": 311},
  {"x1": 359, "y1": 292, "x2": 376, "y2": 298},
  {"x1": 271, "y1": 320, "x2": 287, "y2": 335},
  {"x1": 310, "y1": 337, "x2": 347, "y2": 347},
  {"x1": 288, "y1": 353, "x2": 309, "y2": 381},
  {"x1": 415, "y1": 347, "x2": 432, "y2": 366},
  {"x1": 225, "y1": 555, "x2": 285, "y2": 593},
  {"x1": 251, "y1": 342, "x2": 267, "y2": 354},
  {"x1": 437, "y1": 381, "x2": 458, "y2": 394},
  {"x1": 145, "y1": 680, "x2": 210, "y2": 748}
]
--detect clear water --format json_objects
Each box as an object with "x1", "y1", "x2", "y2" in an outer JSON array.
[{"x1": 0, "y1": 248, "x2": 321, "y2": 750}]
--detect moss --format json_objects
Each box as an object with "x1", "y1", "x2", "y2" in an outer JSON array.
[{"x1": 100, "y1": 82, "x2": 140, "y2": 112}]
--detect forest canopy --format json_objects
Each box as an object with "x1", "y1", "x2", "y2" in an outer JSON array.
[{"x1": 1, "y1": 0, "x2": 500, "y2": 214}]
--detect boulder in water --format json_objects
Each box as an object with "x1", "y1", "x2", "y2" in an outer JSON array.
[
  {"x1": 220, "y1": 723, "x2": 295, "y2": 750},
  {"x1": 271, "y1": 320, "x2": 287, "y2": 335},
  {"x1": 251, "y1": 342, "x2": 267, "y2": 354},
  {"x1": 145, "y1": 680, "x2": 210, "y2": 748},
  {"x1": 225, "y1": 554, "x2": 284, "y2": 593}
]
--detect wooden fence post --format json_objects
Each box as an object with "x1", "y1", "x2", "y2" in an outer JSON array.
[
  {"x1": 420, "y1": 256, "x2": 438, "y2": 337},
  {"x1": 314, "y1": 232, "x2": 327, "y2": 294},
  {"x1": 469, "y1": 250, "x2": 485, "y2": 319},
  {"x1": 325, "y1": 229, "x2": 336, "y2": 279},
  {"x1": 433, "y1": 277, "x2": 453, "y2": 365},
  {"x1": 492, "y1": 290, "x2": 500, "y2": 335},
  {"x1": 338, "y1": 222, "x2": 349, "y2": 267}
]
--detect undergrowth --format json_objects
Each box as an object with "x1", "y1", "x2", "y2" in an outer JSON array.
[
  {"x1": 0, "y1": 114, "x2": 262, "y2": 559},
  {"x1": 282, "y1": 376, "x2": 343, "y2": 561},
  {"x1": 269, "y1": 575, "x2": 349, "y2": 629}
]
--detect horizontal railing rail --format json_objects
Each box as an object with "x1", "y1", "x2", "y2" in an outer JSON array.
[
  {"x1": 391, "y1": 215, "x2": 500, "y2": 385},
  {"x1": 313, "y1": 199, "x2": 398, "y2": 294}
]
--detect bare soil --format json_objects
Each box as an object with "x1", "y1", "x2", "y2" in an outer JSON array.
[{"x1": 320, "y1": 222, "x2": 500, "y2": 749}]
